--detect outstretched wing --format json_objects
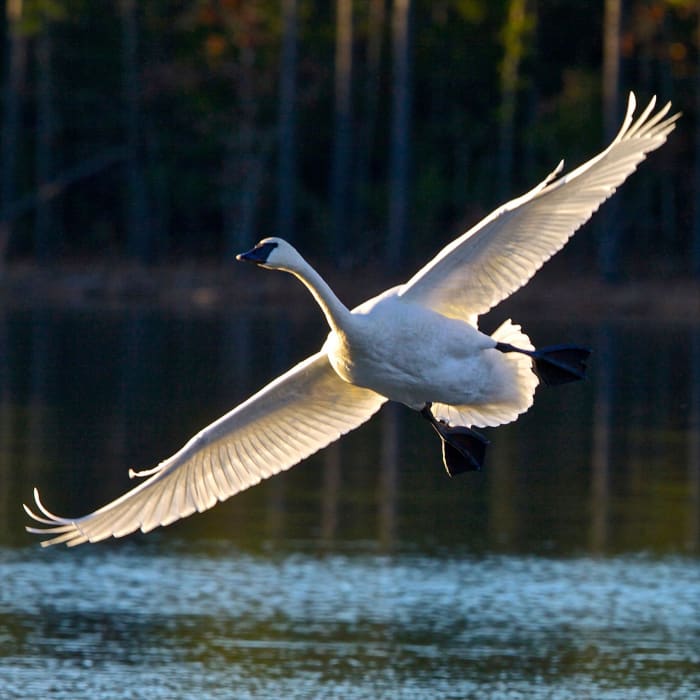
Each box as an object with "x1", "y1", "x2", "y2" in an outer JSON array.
[
  {"x1": 399, "y1": 93, "x2": 679, "y2": 320},
  {"x1": 25, "y1": 351, "x2": 386, "y2": 546}
]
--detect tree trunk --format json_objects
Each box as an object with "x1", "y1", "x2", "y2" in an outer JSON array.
[
  {"x1": 521, "y1": 1, "x2": 539, "y2": 187},
  {"x1": 222, "y1": 144, "x2": 265, "y2": 259},
  {"x1": 353, "y1": 0, "x2": 386, "y2": 251},
  {"x1": 331, "y1": 0, "x2": 353, "y2": 262},
  {"x1": 222, "y1": 45, "x2": 265, "y2": 258},
  {"x1": 35, "y1": 21, "x2": 55, "y2": 263},
  {"x1": 121, "y1": 0, "x2": 150, "y2": 262},
  {"x1": 657, "y1": 13, "x2": 676, "y2": 265},
  {"x1": 692, "y1": 10, "x2": 700, "y2": 277},
  {"x1": 385, "y1": 0, "x2": 412, "y2": 270},
  {"x1": 0, "y1": 0, "x2": 28, "y2": 265},
  {"x1": 498, "y1": 0, "x2": 530, "y2": 199},
  {"x1": 598, "y1": 0, "x2": 622, "y2": 282},
  {"x1": 276, "y1": 0, "x2": 298, "y2": 243}
]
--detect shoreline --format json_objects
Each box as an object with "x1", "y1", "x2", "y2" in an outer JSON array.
[{"x1": 1, "y1": 261, "x2": 698, "y2": 323}]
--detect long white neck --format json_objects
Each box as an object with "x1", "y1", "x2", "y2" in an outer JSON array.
[{"x1": 285, "y1": 260, "x2": 352, "y2": 333}]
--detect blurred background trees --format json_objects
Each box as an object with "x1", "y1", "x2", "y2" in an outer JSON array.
[{"x1": 0, "y1": 0, "x2": 698, "y2": 280}]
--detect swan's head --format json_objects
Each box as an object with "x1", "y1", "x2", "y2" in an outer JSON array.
[{"x1": 236, "y1": 237, "x2": 303, "y2": 272}]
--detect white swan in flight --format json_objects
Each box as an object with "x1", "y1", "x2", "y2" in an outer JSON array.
[{"x1": 25, "y1": 93, "x2": 678, "y2": 546}]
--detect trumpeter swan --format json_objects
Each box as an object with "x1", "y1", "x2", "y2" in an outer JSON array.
[{"x1": 25, "y1": 93, "x2": 678, "y2": 546}]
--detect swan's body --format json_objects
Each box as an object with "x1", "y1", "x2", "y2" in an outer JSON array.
[
  {"x1": 26, "y1": 93, "x2": 679, "y2": 546},
  {"x1": 324, "y1": 291, "x2": 521, "y2": 414}
]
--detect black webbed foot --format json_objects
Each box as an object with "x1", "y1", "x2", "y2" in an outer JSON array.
[
  {"x1": 496, "y1": 342, "x2": 591, "y2": 386},
  {"x1": 421, "y1": 404, "x2": 489, "y2": 476},
  {"x1": 530, "y1": 344, "x2": 590, "y2": 385},
  {"x1": 438, "y1": 423, "x2": 489, "y2": 475}
]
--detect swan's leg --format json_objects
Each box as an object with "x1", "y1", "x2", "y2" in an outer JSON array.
[
  {"x1": 495, "y1": 342, "x2": 590, "y2": 386},
  {"x1": 420, "y1": 404, "x2": 489, "y2": 476}
]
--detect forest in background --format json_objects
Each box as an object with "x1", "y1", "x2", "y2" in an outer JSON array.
[{"x1": 0, "y1": 0, "x2": 699, "y2": 282}]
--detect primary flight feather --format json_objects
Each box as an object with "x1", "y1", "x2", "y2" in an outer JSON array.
[{"x1": 25, "y1": 93, "x2": 678, "y2": 546}]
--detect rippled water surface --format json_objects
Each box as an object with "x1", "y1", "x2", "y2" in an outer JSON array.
[
  {"x1": 0, "y1": 308, "x2": 699, "y2": 698},
  {"x1": 2, "y1": 546, "x2": 699, "y2": 699}
]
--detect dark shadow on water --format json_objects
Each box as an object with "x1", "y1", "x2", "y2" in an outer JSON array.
[{"x1": 0, "y1": 307, "x2": 698, "y2": 556}]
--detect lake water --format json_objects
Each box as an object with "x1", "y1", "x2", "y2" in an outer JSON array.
[{"x1": 0, "y1": 306, "x2": 699, "y2": 698}]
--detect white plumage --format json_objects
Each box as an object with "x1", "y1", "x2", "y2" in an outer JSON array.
[{"x1": 25, "y1": 93, "x2": 678, "y2": 546}]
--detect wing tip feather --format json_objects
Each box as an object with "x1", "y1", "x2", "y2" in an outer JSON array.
[{"x1": 23, "y1": 488, "x2": 86, "y2": 547}]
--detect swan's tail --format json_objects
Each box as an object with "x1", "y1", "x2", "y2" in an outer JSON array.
[{"x1": 431, "y1": 319, "x2": 539, "y2": 429}]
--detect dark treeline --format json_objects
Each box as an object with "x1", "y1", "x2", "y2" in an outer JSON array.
[{"x1": 0, "y1": 0, "x2": 699, "y2": 279}]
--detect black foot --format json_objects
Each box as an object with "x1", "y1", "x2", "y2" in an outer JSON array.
[
  {"x1": 421, "y1": 404, "x2": 489, "y2": 476},
  {"x1": 496, "y1": 342, "x2": 591, "y2": 386}
]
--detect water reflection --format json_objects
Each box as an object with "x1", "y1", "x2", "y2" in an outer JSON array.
[
  {"x1": 0, "y1": 307, "x2": 698, "y2": 553},
  {"x1": 690, "y1": 328, "x2": 700, "y2": 550},
  {"x1": 590, "y1": 323, "x2": 613, "y2": 553},
  {"x1": 0, "y1": 306, "x2": 699, "y2": 697}
]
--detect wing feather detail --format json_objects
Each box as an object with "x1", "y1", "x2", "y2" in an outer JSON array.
[
  {"x1": 25, "y1": 351, "x2": 386, "y2": 546},
  {"x1": 399, "y1": 93, "x2": 679, "y2": 319}
]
